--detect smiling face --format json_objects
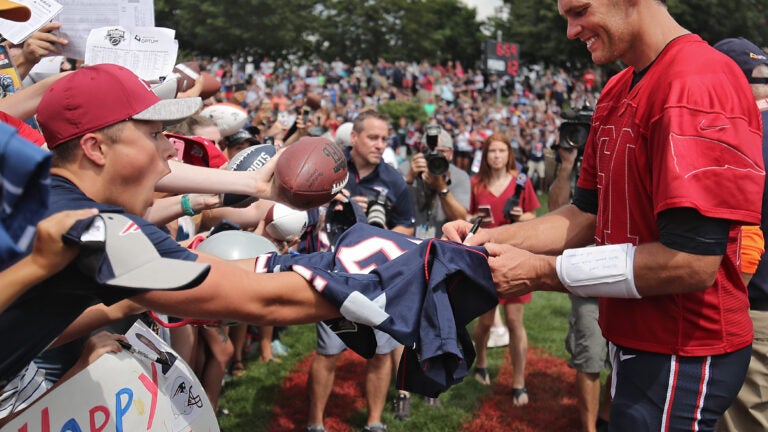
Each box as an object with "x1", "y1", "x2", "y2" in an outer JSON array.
[{"x1": 559, "y1": 0, "x2": 636, "y2": 66}]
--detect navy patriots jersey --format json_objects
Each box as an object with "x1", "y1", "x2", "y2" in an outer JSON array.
[{"x1": 255, "y1": 223, "x2": 497, "y2": 396}]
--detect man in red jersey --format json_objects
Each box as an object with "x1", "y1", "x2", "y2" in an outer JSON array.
[{"x1": 444, "y1": 0, "x2": 765, "y2": 430}]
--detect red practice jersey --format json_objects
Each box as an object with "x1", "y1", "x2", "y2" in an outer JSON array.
[{"x1": 577, "y1": 34, "x2": 765, "y2": 356}]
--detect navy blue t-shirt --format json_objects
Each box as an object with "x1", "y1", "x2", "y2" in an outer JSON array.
[
  {"x1": 344, "y1": 147, "x2": 414, "y2": 230},
  {"x1": 0, "y1": 175, "x2": 197, "y2": 382}
]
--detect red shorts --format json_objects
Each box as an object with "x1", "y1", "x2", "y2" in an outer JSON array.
[{"x1": 499, "y1": 293, "x2": 532, "y2": 304}]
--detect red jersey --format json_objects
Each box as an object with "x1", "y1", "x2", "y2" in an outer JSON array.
[
  {"x1": 470, "y1": 175, "x2": 540, "y2": 228},
  {"x1": 577, "y1": 35, "x2": 765, "y2": 356}
]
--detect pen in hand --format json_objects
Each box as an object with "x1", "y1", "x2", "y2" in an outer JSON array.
[
  {"x1": 118, "y1": 340, "x2": 171, "y2": 366},
  {"x1": 463, "y1": 217, "x2": 483, "y2": 244}
]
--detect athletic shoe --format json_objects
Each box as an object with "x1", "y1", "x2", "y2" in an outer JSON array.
[
  {"x1": 487, "y1": 326, "x2": 509, "y2": 348},
  {"x1": 363, "y1": 422, "x2": 387, "y2": 432},
  {"x1": 474, "y1": 367, "x2": 491, "y2": 385},
  {"x1": 392, "y1": 393, "x2": 411, "y2": 420},
  {"x1": 424, "y1": 396, "x2": 441, "y2": 408},
  {"x1": 272, "y1": 339, "x2": 289, "y2": 357},
  {"x1": 306, "y1": 425, "x2": 327, "y2": 432}
]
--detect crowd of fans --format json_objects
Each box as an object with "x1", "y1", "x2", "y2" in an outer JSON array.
[
  {"x1": 0, "y1": 0, "x2": 609, "y2": 425},
  {"x1": 199, "y1": 53, "x2": 601, "y2": 186}
]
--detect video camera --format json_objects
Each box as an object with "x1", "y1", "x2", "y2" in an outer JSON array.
[
  {"x1": 557, "y1": 105, "x2": 594, "y2": 153},
  {"x1": 503, "y1": 172, "x2": 528, "y2": 221},
  {"x1": 366, "y1": 190, "x2": 390, "y2": 229},
  {"x1": 423, "y1": 125, "x2": 450, "y2": 176}
]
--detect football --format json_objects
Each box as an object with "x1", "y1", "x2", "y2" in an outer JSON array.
[
  {"x1": 199, "y1": 72, "x2": 220, "y2": 99},
  {"x1": 221, "y1": 144, "x2": 277, "y2": 207},
  {"x1": 172, "y1": 61, "x2": 200, "y2": 93},
  {"x1": 201, "y1": 102, "x2": 248, "y2": 136},
  {"x1": 274, "y1": 136, "x2": 348, "y2": 210},
  {"x1": 264, "y1": 202, "x2": 308, "y2": 241}
]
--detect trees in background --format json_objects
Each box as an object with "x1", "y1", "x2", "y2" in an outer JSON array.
[{"x1": 156, "y1": 0, "x2": 768, "y2": 69}]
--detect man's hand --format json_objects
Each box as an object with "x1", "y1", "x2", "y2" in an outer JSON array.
[
  {"x1": 557, "y1": 146, "x2": 578, "y2": 168},
  {"x1": 485, "y1": 243, "x2": 560, "y2": 298},
  {"x1": 442, "y1": 219, "x2": 488, "y2": 245},
  {"x1": 246, "y1": 148, "x2": 281, "y2": 201},
  {"x1": 404, "y1": 152, "x2": 427, "y2": 184},
  {"x1": 30, "y1": 208, "x2": 98, "y2": 275},
  {"x1": 350, "y1": 195, "x2": 369, "y2": 214},
  {"x1": 10, "y1": 22, "x2": 68, "y2": 78},
  {"x1": 421, "y1": 170, "x2": 447, "y2": 192}
]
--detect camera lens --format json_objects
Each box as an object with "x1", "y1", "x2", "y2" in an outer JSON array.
[
  {"x1": 427, "y1": 154, "x2": 450, "y2": 176},
  {"x1": 559, "y1": 123, "x2": 590, "y2": 150},
  {"x1": 367, "y1": 203, "x2": 387, "y2": 228},
  {"x1": 366, "y1": 192, "x2": 388, "y2": 229}
]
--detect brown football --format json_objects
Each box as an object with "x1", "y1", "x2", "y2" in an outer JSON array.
[
  {"x1": 172, "y1": 61, "x2": 200, "y2": 93},
  {"x1": 199, "y1": 72, "x2": 221, "y2": 99},
  {"x1": 274, "y1": 137, "x2": 348, "y2": 210}
]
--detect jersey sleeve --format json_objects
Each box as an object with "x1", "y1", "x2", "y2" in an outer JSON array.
[{"x1": 649, "y1": 102, "x2": 763, "y2": 224}]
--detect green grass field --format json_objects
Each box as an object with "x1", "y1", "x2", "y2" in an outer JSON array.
[
  {"x1": 217, "y1": 292, "x2": 572, "y2": 432},
  {"x1": 217, "y1": 194, "x2": 573, "y2": 431}
]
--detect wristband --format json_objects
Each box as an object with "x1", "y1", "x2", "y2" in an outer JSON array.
[
  {"x1": 181, "y1": 194, "x2": 197, "y2": 216},
  {"x1": 555, "y1": 243, "x2": 641, "y2": 298}
]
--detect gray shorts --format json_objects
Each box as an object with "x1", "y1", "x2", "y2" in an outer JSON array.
[
  {"x1": 565, "y1": 295, "x2": 609, "y2": 374},
  {"x1": 316, "y1": 321, "x2": 399, "y2": 356}
]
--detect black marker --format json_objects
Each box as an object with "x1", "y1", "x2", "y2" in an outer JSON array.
[
  {"x1": 118, "y1": 340, "x2": 171, "y2": 366},
  {"x1": 463, "y1": 217, "x2": 483, "y2": 244}
]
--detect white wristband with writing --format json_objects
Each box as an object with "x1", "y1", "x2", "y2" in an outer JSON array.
[{"x1": 555, "y1": 243, "x2": 641, "y2": 298}]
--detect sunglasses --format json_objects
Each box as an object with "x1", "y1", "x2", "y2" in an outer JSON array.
[{"x1": 748, "y1": 77, "x2": 768, "y2": 85}]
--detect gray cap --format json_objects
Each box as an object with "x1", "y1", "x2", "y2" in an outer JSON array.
[
  {"x1": 420, "y1": 127, "x2": 453, "y2": 149},
  {"x1": 64, "y1": 213, "x2": 210, "y2": 290}
]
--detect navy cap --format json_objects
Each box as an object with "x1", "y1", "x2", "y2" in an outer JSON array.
[{"x1": 713, "y1": 37, "x2": 768, "y2": 81}]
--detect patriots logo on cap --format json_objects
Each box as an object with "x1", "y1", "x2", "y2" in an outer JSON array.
[
  {"x1": 750, "y1": 51, "x2": 767, "y2": 61},
  {"x1": 105, "y1": 28, "x2": 126, "y2": 47},
  {"x1": 119, "y1": 221, "x2": 142, "y2": 236}
]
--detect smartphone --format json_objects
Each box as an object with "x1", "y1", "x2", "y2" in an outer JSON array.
[
  {"x1": 477, "y1": 205, "x2": 493, "y2": 227},
  {"x1": 302, "y1": 107, "x2": 311, "y2": 125}
]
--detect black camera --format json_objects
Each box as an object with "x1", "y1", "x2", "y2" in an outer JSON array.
[
  {"x1": 558, "y1": 105, "x2": 594, "y2": 152},
  {"x1": 325, "y1": 200, "x2": 360, "y2": 249},
  {"x1": 503, "y1": 173, "x2": 528, "y2": 221},
  {"x1": 423, "y1": 124, "x2": 450, "y2": 176},
  {"x1": 366, "y1": 190, "x2": 389, "y2": 229}
]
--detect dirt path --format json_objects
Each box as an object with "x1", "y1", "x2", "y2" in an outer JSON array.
[{"x1": 269, "y1": 348, "x2": 581, "y2": 431}]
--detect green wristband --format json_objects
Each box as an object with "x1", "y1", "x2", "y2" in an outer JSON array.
[{"x1": 181, "y1": 194, "x2": 196, "y2": 216}]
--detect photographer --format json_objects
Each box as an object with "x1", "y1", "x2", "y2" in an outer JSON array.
[
  {"x1": 400, "y1": 124, "x2": 470, "y2": 239},
  {"x1": 305, "y1": 110, "x2": 414, "y2": 432}
]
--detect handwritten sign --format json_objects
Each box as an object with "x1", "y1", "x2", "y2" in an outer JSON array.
[{"x1": 1, "y1": 321, "x2": 218, "y2": 432}]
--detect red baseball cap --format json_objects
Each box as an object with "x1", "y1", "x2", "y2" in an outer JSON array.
[
  {"x1": 164, "y1": 132, "x2": 228, "y2": 168},
  {"x1": 37, "y1": 64, "x2": 202, "y2": 148}
]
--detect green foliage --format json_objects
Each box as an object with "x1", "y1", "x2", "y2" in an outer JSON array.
[
  {"x1": 157, "y1": 0, "x2": 768, "y2": 70},
  {"x1": 378, "y1": 100, "x2": 427, "y2": 126}
]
